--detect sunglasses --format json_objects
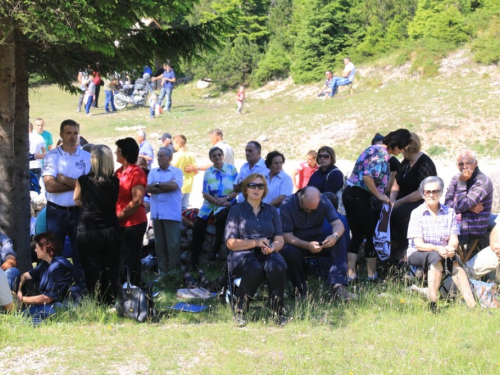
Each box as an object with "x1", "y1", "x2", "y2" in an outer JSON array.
[
  {"x1": 318, "y1": 154, "x2": 331, "y2": 159},
  {"x1": 423, "y1": 190, "x2": 441, "y2": 196},
  {"x1": 248, "y1": 183, "x2": 265, "y2": 190}
]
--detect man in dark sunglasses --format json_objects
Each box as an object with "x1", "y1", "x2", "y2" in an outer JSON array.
[{"x1": 279, "y1": 187, "x2": 352, "y2": 301}]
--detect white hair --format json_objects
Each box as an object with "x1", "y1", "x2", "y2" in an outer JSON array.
[{"x1": 137, "y1": 130, "x2": 146, "y2": 140}]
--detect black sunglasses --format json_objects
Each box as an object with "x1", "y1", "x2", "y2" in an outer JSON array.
[
  {"x1": 318, "y1": 154, "x2": 331, "y2": 159},
  {"x1": 248, "y1": 183, "x2": 265, "y2": 190}
]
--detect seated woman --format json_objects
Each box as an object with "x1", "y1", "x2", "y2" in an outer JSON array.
[
  {"x1": 191, "y1": 146, "x2": 238, "y2": 266},
  {"x1": 307, "y1": 146, "x2": 343, "y2": 194},
  {"x1": 390, "y1": 132, "x2": 437, "y2": 260},
  {"x1": 263, "y1": 151, "x2": 293, "y2": 208},
  {"x1": 407, "y1": 176, "x2": 476, "y2": 312},
  {"x1": 17, "y1": 232, "x2": 82, "y2": 319},
  {"x1": 225, "y1": 173, "x2": 287, "y2": 327}
]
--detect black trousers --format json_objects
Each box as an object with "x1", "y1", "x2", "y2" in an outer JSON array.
[
  {"x1": 191, "y1": 208, "x2": 229, "y2": 266},
  {"x1": 77, "y1": 226, "x2": 121, "y2": 304},
  {"x1": 391, "y1": 199, "x2": 423, "y2": 259},
  {"x1": 119, "y1": 222, "x2": 147, "y2": 286},
  {"x1": 232, "y1": 251, "x2": 287, "y2": 315},
  {"x1": 343, "y1": 186, "x2": 377, "y2": 258},
  {"x1": 93, "y1": 84, "x2": 101, "y2": 107}
]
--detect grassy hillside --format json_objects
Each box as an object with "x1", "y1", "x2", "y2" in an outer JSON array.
[{"x1": 31, "y1": 64, "x2": 500, "y2": 164}]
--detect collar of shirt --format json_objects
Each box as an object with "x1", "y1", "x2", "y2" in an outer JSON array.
[
  {"x1": 422, "y1": 203, "x2": 447, "y2": 216},
  {"x1": 242, "y1": 199, "x2": 265, "y2": 212},
  {"x1": 466, "y1": 167, "x2": 480, "y2": 189},
  {"x1": 156, "y1": 165, "x2": 173, "y2": 173},
  {"x1": 120, "y1": 164, "x2": 138, "y2": 176},
  {"x1": 269, "y1": 169, "x2": 286, "y2": 181},
  {"x1": 58, "y1": 146, "x2": 81, "y2": 157},
  {"x1": 248, "y1": 157, "x2": 266, "y2": 170},
  {"x1": 211, "y1": 163, "x2": 229, "y2": 174}
]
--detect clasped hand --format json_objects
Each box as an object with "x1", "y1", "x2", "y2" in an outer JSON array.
[
  {"x1": 257, "y1": 238, "x2": 274, "y2": 255},
  {"x1": 438, "y1": 245, "x2": 455, "y2": 259}
]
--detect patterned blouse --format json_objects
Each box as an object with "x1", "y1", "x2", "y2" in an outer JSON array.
[
  {"x1": 198, "y1": 163, "x2": 238, "y2": 220},
  {"x1": 347, "y1": 145, "x2": 390, "y2": 195}
]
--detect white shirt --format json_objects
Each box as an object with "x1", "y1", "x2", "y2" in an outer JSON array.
[
  {"x1": 42, "y1": 147, "x2": 91, "y2": 207},
  {"x1": 345, "y1": 62, "x2": 356, "y2": 82},
  {"x1": 236, "y1": 158, "x2": 269, "y2": 203},
  {"x1": 147, "y1": 165, "x2": 183, "y2": 221},
  {"x1": 215, "y1": 140, "x2": 235, "y2": 167},
  {"x1": 263, "y1": 170, "x2": 294, "y2": 205},
  {"x1": 29, "y1": 132, "x2": 46, "y2": 169}
]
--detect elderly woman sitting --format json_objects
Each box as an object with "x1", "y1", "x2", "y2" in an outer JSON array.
[
  {"x1": 17, "y1": 232, "x2": 82, "y2": 319},
  {"x1": 225, "y1": 173, "x2": 287, "y2": 327},
  {"x1": 407, "y1": 176, "x2": 476, "y2": 312}
]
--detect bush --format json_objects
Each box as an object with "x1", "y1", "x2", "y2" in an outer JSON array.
[{"x1": 472, "y1": 17, "x2": 500, "y2": 64}]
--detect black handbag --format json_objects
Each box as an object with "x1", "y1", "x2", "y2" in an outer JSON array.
[{"x1": 116, "y1": 266, "x2": 157, "y2": 322}]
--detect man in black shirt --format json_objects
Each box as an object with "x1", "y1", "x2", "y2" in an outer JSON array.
[{"x1": 280, "y1": 187, "x2": 351, "y2": 301}]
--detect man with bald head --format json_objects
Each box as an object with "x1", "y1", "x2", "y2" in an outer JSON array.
[
  {"x1": 280, "y1": 186, "x2": 350, "y2": 301},
  {"x1": 444, "y1": 150, "x2": 493, "y2": 243}
]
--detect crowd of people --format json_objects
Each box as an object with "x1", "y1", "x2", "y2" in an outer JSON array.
[{"x1": 1, "y1": 118, "x2": 498, "y2": 327}]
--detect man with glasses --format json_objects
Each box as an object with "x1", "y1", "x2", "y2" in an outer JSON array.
[
  {"x1": 235, "y1": 141, "x2": 269, "y2": 203},
  {"x1": 280, "y1": 186, "x2": 350, "y2": 301},
  {"x1": 444, "y1": 150, "x2": 493, "y2": 245}
]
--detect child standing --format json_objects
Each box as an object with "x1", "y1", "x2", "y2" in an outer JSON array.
[
  {"x1": 149, "y1": 94, "x2": 158, "y2": 120},
  {"x1": 236, "y1": 86, "x2": 245, "y2": 114},
  {"x1": 171, "y1": 135, "x2": 197, "y2": 210},
  {"x1": 84, "y1": 73, "x2": 96, "y2": 116}
]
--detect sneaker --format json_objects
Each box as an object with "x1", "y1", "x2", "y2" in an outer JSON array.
[
  {"x1": 330, "y1": 284, "x2": 353, "y2": 302},
  {"x1": 429, "y1": 301, "x2": 437, "y2": 314},
  {"x1": 366, "y1": 274, "x2": 384, "y2": 284},
  {"x1": 276, "y1": 315, "x2": 288, "y2": 327},
  {"x1": 234, "y1": 312, "x2": 246, "y2": 327},
  {"x1": 347, "y1": 274, "x2": 358, "y2": 285}
]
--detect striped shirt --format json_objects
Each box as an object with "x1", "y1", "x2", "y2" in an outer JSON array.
[
  {"x1": 407, "y1": 203, "x2": 460, "y2": 258},
  {"x1": 444, "y1": 168, "x2": 493, "y2": 238}
]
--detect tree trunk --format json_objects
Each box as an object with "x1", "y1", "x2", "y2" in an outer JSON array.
[{"x1": 0, "y1": 20, "x2": 32, "y2": 272}]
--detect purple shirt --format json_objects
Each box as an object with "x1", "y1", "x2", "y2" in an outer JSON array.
[{"x1": 347, "y1": 145, "x2": 390, "y2": 195}]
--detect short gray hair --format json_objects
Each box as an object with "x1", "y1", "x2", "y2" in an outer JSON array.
[
  {"x1": 137, "y1": 130, "x2": 146, "y2": 139},
  {"x1": 419, "y1": 176, "x2": 444, "y2": 199},
  {"x1": 158, "y1": 147, "x2": 173, "y2": 157}
]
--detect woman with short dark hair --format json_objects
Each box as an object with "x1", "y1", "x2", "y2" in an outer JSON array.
[
  {"x1": 343, "y1": 129, "x2": 412, "y2": 282},
  {"x1": 264, "y1": 151, "x2": 293, "y2": 208},
  {"x1": 115, "y1": 137, "x2": 148, "y2": 286},
  {"x1": 307, "y1": 146, "x2": 343, "y2": 194},
  {"x1": 17, "y1": 232, "x2": 82, "y2": 318}
]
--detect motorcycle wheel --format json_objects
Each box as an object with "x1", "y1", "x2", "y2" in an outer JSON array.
[{"x1": 114, "y1": 96, "x2": 128, "y2": 110}]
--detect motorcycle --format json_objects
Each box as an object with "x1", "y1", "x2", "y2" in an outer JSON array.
[{"x1": 114, "y1": 73, "x2": 152, "y2": 110}]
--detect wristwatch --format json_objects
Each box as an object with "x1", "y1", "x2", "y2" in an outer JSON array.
[
  {"x1": 332, "y1": 233, "x2": 339, "y2": 241},
  {"x1": 155, "y1": 182, "x2": 160, "y2": 187}
]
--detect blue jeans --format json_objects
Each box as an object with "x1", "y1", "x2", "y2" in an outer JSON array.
[
  {"x1": 329, "y1": 77, "x2": 351, "y2": 97},
  {"x1": 46, "y1": 205, "x2": 86, "y2": 291},
  {"x1": 5, "y1": 267, "x2": 21, "y2": 291},
  {"x1": 104, "y1": 90, "x2": 116, "y2": 112},
  {"x1": 85, "y1": 96, "x2": 93, "y2": 114},
  {"x1": 158, "y1": 88, "x2": 172, "y2": 111}
]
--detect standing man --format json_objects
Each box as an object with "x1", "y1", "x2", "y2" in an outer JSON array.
[
  {"x1": 34, "y1": 118, "x2": 53, "y2": 151},
  {"x1": 103, "y1": 74, "x2": 118, "y2": 113},
  {"x1": 152, "y1": 61, "x2": 176, "y2": 112},
  {"x1": 159, "y1": 132, "x2": 176, "y2": 154},
  {"x1": 209, "y1": 128, "x2": 234, "y2": 166},
  {"x1": 42, "y1": 119, "x2": 91, "y2": 290},
  {"x1": 76, "y1": 69, "x2": 89, "y2": 113},
  {"x1": 234, "y1": 141, "x2": 269, "y2": 203},
  {"x1": 29, "y1": 122, "x2": 47, "y2": 181},
  {"x1": 92, "y1": 64, "x2": 102, "y2": 108},
  {"x1": 444, "y1": 150, "x2": 493, "y2": 243},
  {"x1": 136, "y1": 130, "x2": 154, "y2": 169},
  {"x1": 280, "y1": 187, "x2": 349, "y2": 300},
  {"x1": 146, "y1": 147, "x2": 183, "y2": 275}
]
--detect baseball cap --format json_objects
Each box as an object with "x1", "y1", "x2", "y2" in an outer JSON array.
[{"x1": 159, "y1": 133, "x2": 172, "y2": 141}]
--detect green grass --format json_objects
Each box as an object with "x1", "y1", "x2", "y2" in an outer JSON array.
[{"x1": 15, "y1": 75, "x2": 500, "y2": 373}]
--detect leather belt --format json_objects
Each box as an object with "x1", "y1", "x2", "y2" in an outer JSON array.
[{"x1": 47, "y1": 201, "x2": 79, "y2": 212}]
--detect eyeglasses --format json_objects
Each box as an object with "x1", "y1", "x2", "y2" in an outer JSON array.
[
  {"x1": 318, "y1": 154, "x2": 331, "y2": 159},
  {"x1": 423, "y1": 190, "x2": 441, "y2": 197},
  {"x1": 247, "y1": 183, "x2": 265, "y2": 190},
  {"x1": 457, "y1": 162, "x2": 473, "y2": 167}
]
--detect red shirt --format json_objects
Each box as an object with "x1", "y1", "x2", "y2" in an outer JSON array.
[
  {"x1": 116, "y1": 164, "x2": 147, "y2": 227},
  {"x1": 296, "y1": 161, "x2": 319, "y2": 189},
  {"x1": 236, "y1": 91, "x2": 245, "y2": 102}
]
